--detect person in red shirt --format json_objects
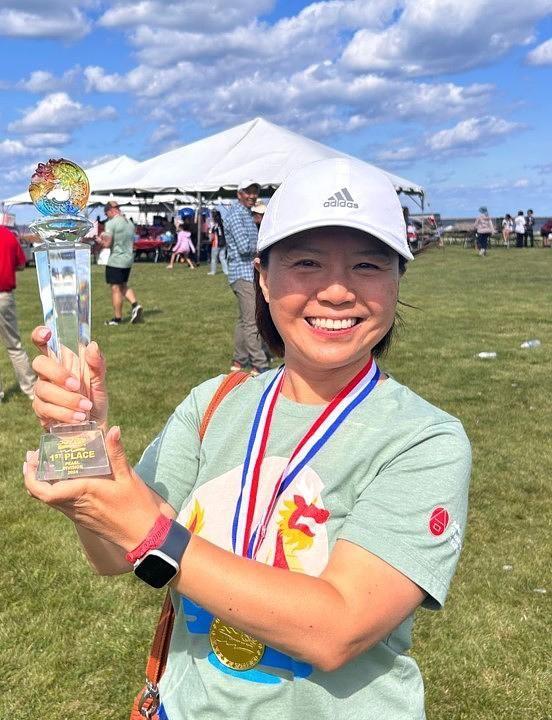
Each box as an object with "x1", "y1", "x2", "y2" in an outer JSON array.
[{"x1": 0, "y1": 224, "x2": 36, "y2": 401}]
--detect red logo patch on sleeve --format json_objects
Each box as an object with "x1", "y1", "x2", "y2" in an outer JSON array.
[{"x1": 429, "y1": 507, "x2": 450, "y2": 536}]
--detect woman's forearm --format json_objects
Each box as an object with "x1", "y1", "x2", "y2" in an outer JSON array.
[
  {"x1": 74, "y1": 523, "x2": 130, "y2": 575},
  {"x1": 173, "y1": 534, "x2": 351, "y2": 671}
]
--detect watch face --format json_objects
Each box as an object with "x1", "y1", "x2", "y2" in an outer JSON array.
[{"x1": 134, "y1": 553, "x2": 178, "y2": 589}]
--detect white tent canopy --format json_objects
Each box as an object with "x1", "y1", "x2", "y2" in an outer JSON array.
[
  {"x1": 93, "y1": 118, "x2": 424, "y2": 198},
  {"x1": 2, "y1": 155, "x2": 140, "y2": 206}
]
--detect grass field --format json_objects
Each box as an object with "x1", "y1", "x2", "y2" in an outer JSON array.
[{"x1": 1, "y1": 246, "x2": 550, "y2": 720}]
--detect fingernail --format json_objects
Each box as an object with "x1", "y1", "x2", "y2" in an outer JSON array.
[
  {"x1": 73, "y1": 411, "x2": 87, "y2": 422},
  {"x1": 65, "y1": 377, "x2": 80, "y2": 391},
  {"x1": 26, "y1": 450, "x2": 33, "y2": 461},
  {"x1": 23, "y1": 461, "x2": 27, "y2": 475},
  {"x1": 112, "y1": 425, "x2": 121, "y2": 441},
  {"x1": 78, "y1": 399, "x2": 93, "y2": 412}
]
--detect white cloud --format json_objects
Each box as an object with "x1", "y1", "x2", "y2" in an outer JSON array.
[
  {"x1": 342, "y1": 0, "x2": 552, "y2": 77},
  {"x1": 25, "y1": 132, "x2": 71, "y2": 147},
  {"x1": 83, "y1": 154, "x2": 119, "y2": 168},
  {"x1": 150, "y1": 124, "x2": 179, "y2": 145},
  {"x1": 375, "y1": 145, "x2": 419, "y2": 164},
  {"x1": 0, "y1": 139, "x2": 30, "y2": 158},
  {"x1": 18, "y1": 67, "x2": 81, "y2": 93},
  {"x1": 8, "y1": 92, "x2": 116, "y2": 133},
  {"x1": 84, "y1": 64, "x2": 193, "y2": 96},
  {"x1": 117, "y1": 0, "x2": 393, "y2": 70},
  {"x1": 374, "y1": 115, "x2": 525, "y2": 168},
  {"x1": 4, "y1": 162, "x2": 37, "y2": 184},
  {"x1": 78, "y1": 0, "x2": 502, "y2": 139},
  {"x1": 85, "y1": 53, "x2": 493, "y2": 139},
  {"x1": 426, "y1": 116, "x2": 523, "y2": 152},
  {"x1": 99, "y1": 0, "x2": 275, "y2": 33},
  {"x1": 0, "y1": 1, "x2": 92, "y2": 39},
  {"x1": 526, "y1": 38, "x2": 552, "y2": 65},
  {"x1": 0, "y1": 135, "x2": 64, "y2": 159}
]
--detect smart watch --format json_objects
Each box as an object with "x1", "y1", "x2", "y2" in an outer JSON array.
[{"x1": 134, "y1": 520, "x2": 191, "y2": 589}]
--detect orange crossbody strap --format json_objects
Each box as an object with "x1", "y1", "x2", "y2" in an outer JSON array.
[
  {"x1": 131, "y1": 371, "x2": 250, "y2": 720},
  {"x1": 199, "y1": 371, "x2": 250, "y2": 441}
]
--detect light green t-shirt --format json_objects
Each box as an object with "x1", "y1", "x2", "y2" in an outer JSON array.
[
  {"x1": 104, "y1": 214, "x2": 134, "y2": 268},
  {"x1": 136, "y1": 370, "x2": 471, "y2": 720}
]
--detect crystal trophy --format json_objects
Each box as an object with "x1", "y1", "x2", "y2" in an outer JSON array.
[{"x1": 30, "y1": 159, "x2": 110, "y2": 481}]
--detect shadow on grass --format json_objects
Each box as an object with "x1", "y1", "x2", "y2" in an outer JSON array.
[{"x1": 0, "y1": 384, "x2": 27, "y2": 402}]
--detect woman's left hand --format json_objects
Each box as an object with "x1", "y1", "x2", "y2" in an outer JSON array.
[{"x1": 23, "y1": 427, "x2": 160, "y2": 552}]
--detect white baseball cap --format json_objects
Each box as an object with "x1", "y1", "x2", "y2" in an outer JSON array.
[
  {"x1": 257, "y1": 157, "x2": 413, "y2": 260},
  {"x1": 237, "y1": 178, "x2": 260, "y2": 192}
]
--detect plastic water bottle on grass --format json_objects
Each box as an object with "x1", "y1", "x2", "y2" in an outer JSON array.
[{"x1": 520, "y1": 340, "x2": 541, "y2": 349}]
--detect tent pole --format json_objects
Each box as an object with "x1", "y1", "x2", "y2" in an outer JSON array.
[{"x1": 196, "y1": 192, "x2": 202, "y2": 264}]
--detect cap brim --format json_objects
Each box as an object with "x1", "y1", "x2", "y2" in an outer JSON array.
[{"x1": 259, "y1": 218, "x2": 414, "y2": 261}]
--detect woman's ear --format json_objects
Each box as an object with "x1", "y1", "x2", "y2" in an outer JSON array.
[{"x1": 254, "y1": 258, "x2": 270, "y2": 303}]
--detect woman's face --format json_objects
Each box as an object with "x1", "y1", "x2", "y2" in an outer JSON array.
[{"x1": 257, "y1": 227, "x2": 401, "y2": 375}]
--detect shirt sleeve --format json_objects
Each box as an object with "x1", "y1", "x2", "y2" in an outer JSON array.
[
  {"x1": 225, "y1": 208, "x2": 253, "y2": 256},
  {"x1": 103, "y1": 218, "x2": 114, "y2": 236},
  {"x1": 338, "y1": 420, "x2": 471, "y2": 609},
  {"x1": 15, "y1": 240, "x2": 26, "y2": 267},
  {"x1": 134, "y1": 376, "x2": 225, "y2": 513}
]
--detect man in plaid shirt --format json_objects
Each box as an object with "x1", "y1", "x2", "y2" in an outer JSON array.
[{"x1": 225, "y1": 179, "x2": 269, "y2": 375}]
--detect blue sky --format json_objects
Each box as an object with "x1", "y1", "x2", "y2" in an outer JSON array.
[{"x1": 1, "y1": 0, "x2": 551, "y2": 219}]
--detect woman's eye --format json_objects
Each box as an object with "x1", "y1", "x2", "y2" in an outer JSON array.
[
  {"x1": 294, "y1": 259, "x2": 318, "y2": 267},
  {"x1": 355, "y1": 262, "x2": 380, "y2": 270}
]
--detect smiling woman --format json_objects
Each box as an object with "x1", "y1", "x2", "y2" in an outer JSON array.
[{"x1": 25, "y1": 157, "x2": 471, "y2": 720}]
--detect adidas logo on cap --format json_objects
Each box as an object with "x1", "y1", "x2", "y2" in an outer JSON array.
[{"x1": 323, "y1": 187, "x2": 358, "y2": 209}]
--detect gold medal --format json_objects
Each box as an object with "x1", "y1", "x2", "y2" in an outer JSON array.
[{"x1": 209, "y1": 617, "x2": 265, "y2": 670}]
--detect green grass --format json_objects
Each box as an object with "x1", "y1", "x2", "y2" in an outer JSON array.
[{"x1": 1, "y1": 247, "x2": 550, "y2": 719}]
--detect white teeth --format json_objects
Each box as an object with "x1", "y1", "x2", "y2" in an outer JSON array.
[{"x1": 307, "y1": 317, "x2": 357, "y2": 330}]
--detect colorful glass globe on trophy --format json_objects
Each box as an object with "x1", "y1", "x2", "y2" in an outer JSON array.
[{"x1": 30, "y1": 159, "x2": 110, "y2": 481}]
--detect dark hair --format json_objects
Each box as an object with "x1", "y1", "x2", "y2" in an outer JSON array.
[{"x1": 254, "y1": 245, "x2": 408, "y2": 359}]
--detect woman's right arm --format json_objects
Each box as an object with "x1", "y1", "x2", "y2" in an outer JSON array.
[
  {"x1": 74, "y1": 492, "x2": 177, "y2": 576},
  {"x1": 29, "y1": 327, "x2": 178, "y2": 576}
]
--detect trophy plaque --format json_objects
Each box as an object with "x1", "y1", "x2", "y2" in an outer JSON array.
[{"x1": 30, "y1": 159, "x2": 110, "y2": 481}]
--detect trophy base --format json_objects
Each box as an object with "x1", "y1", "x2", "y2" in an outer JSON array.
[{"x1": 37, "y1": 421, "x2": 111, "y2": 481}]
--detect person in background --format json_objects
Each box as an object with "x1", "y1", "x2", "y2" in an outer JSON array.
[
  {"x1": 0, "y1": 222, "x2": 36, "y2": 401},
  {"x1": 252, "y1": 202, "x2": 267, "y2": 228},
  {"x1": 207, "y1": 210, "x2": 228, "y2": 276},
  {"x1": 473, "y1": 206, "x2": 495, "y2": 256},
  {"x1": 100, "y1": 200, "x2": 143, "y2": 326},
  {"x1": 525, "y1": 209, "x2": 535, "y2": 248},
  {"x1": 514, "y1": 211, "x2": 526, "y2": 248},
  {"x1": 225, "y1": 179, "x2": 269, "y2": 376},
  {"x1": 167, "y1": 222, "x2": 196, "y2": 270},
  {"x1": 501, "y1": 214, "x2": 513, "y2": 248}
]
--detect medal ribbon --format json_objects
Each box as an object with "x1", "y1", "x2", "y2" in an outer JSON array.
[{"x1": 231, "y1": 357, "x2": 380, "y2": 558}]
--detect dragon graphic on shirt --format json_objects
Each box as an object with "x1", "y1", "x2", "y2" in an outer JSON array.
[
  {"x1": 273, "y1": 494, "x2": 330, "y2": 571},
  {"x1": 178, "y1": 459, "x2": 330, "y2": 684}
]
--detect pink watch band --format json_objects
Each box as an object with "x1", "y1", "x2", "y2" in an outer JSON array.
[{"x1": 125, "y1": 514, "x2": 172, "y2": 564}]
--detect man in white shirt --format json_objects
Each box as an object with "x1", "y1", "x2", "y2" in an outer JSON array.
[{"x1": 514, "y1": 211, "x2": 526, "y2": 248}]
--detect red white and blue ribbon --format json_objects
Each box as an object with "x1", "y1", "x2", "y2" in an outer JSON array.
[{"x1": 231, "y1": 357, "x2": 380, "y2": 558}]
